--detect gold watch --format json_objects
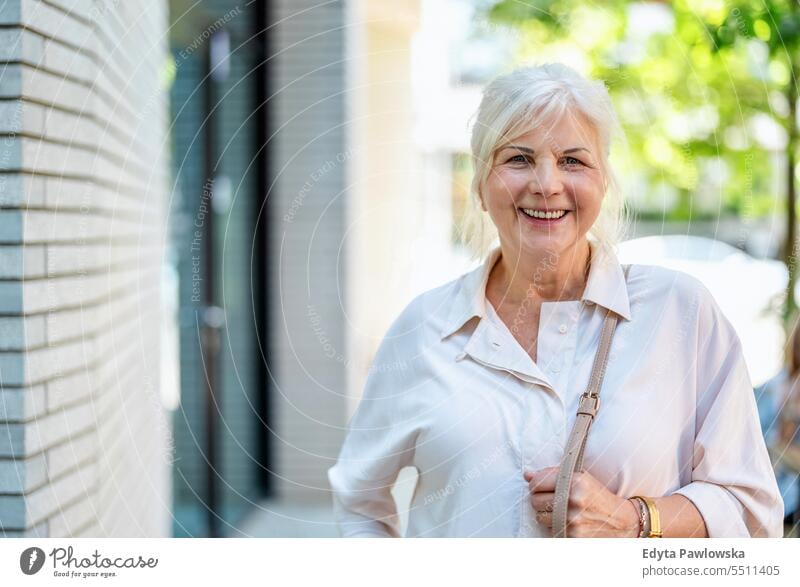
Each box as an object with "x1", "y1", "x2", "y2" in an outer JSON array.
[{"x1": 637, "y1": 495, "x2": 662, "y2": 538}]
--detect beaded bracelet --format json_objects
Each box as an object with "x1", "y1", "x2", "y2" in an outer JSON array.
[{"x1": 629, "y1": 496, "x2": 651, "y2": 538}]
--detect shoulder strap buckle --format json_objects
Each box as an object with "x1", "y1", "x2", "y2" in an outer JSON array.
[{"x1": 577, "y1": 393, "x2": 600, "y2": 418}]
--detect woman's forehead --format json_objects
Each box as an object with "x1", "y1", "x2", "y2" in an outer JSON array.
[{"x1": 505, "y1": 113, "x2": 597, "y2": 147}]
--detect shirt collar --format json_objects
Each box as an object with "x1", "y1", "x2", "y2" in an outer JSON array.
[
  {"x1": 440, "y1": 240, "x2": 631, "y2": 340},
  {"x1": 582, "y1": 241, "x2": 632, "y2": 321}
]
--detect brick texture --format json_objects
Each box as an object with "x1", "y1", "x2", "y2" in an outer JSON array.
[{"x1": 0, "y1": 0, "x2": 170, "y2": 537}]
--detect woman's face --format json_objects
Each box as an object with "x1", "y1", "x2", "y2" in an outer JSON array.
[{"x1": 482, "y1": 113, "x2": 605, "y2": 260}]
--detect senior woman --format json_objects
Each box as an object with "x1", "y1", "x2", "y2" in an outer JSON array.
[{"x1": 328, "y1": 63, "x2": 784, "y2": 538}]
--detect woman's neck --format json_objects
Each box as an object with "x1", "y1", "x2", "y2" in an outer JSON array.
[{"x1": 489, "y1": 240, "x2": 592, "y2": 307}]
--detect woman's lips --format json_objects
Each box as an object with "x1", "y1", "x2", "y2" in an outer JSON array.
[{"x1": 518, "y1": 208, "x2": 570, "y2": 227}]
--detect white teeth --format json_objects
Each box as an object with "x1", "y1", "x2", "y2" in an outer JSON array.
[{"x1": 521, "y1": 208, "x2": 566, "y2": 220}]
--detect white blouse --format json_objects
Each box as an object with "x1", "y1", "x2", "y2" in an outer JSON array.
[{"x1": 327, "y1": 243, "x2": 784, "y2": 537}]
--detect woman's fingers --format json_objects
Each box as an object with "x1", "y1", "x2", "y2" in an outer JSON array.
[
  {"x1": 525, "y1": 467, "x2": 559, "y2": 492},
  {"x1": 535, "y1": 510, "x2": 553, "y2": 527},
  {"x1": 529, "y1": 491, "x2": 554, "y2": 512},
  {"x1": 527, "y1": 469, "x2": 602, "y2": 535},
  {"x1": 527, "y1": 470, "x2": 628, "y2": 537},
  {"x1": 530, "y1": 490, "x2": 557, "y2": 529},
  {"x1": 534, "y1": 508, "x2": 579, "y2": 531}
]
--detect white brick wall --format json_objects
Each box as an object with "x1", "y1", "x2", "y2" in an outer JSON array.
[{"x1": 0, "y1": 0, "x2": 171, "y2": 537}]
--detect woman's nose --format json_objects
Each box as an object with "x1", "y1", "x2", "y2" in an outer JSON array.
[{"x1": 529, "y1": 160, "x2": 564, "y2": 197}]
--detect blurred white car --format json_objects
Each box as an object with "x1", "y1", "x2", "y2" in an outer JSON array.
[{"x1": 617, "y1": 235, "x2": 787, "y2": 386}]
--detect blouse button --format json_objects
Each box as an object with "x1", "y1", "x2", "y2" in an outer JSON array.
[{"x1": 558, "y1": 324, "x2": 567, "y2": 334}]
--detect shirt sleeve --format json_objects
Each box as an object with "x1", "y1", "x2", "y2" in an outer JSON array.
[
  {"x1": 671, "y1": 286, "x2": 784, "y2": 537},
  {"x1": 327, "y1": 307, "x2": 420, "y2": 538}
]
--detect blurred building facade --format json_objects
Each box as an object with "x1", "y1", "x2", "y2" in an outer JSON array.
[
  {"x1": 0, "y1": 0, "x2": 172, "y2": 537},
  {"x1": 168, "y1": 0, "x2": 262, "y2": 536},
  {"x1": 167, "y1": 0, "x2": 476, "y2": 536}
]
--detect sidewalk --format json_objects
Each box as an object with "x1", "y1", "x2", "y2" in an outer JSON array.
[
  {"x1": 233, "y1": 500, "x2": 339, "y2": 538},
  {"x1": 232, "y1": 469, "x2": 416, "y2": 537}
]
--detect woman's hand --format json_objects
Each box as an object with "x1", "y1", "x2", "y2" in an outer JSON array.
[{"x1": 525, "y1": 467, "x2": 639, "y2": 537}]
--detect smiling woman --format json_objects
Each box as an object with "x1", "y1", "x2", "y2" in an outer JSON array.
[
  {"x1": 328, "y1": 63, "x2": 785, "y2": 538},
  {"x1": 465, "y1": 63, "x2": 627, "y2": 261},
  {"x1": 482, "y1": 114, "x2": 606, "y2": 317}
]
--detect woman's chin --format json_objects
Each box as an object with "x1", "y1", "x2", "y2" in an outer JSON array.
[{"x1": 518, "y1": 234, "x2": 571, "y2": 254}]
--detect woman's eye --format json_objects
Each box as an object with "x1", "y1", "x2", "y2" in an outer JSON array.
[
  {"x1": 562, "y1": 156, "x2": 583, "y2": 166},
  {"x1": 508, "y1": 154, "x2": 528, "y2": 163}
]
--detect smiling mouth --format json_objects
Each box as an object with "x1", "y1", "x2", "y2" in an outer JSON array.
[{"x1": 519, "y1": 208, "x2": 569, "y2": 221}]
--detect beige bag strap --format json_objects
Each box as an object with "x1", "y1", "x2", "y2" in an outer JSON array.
[{"x1": 551, "y1": 264, "x2": 631, "y2": 538}]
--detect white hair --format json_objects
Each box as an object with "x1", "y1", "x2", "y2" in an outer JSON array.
[{"x1": 460, "y1": 62, "x2": 629, "y2": 260}]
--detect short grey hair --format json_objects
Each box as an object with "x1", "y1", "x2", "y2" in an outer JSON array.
[{"x1": 461, "y1": 62, "x2": 628, "y2": 259}]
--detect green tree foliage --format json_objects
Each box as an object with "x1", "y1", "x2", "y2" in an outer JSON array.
[{"x1": 487, "y1": 0, "x2": 800, "y2": 323}]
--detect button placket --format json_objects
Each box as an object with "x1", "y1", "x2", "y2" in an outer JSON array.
[
  {"x1": 520, "y1": 392, "x2": 563, "y2": 536},
  {"x1": 540, "y1": 303, "x2": 572, "y2": 376}
]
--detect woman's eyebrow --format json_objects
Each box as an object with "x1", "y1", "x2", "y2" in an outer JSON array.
[
  {"x1": 497, "y1": 145, "x2": 591, "y2": 155},
  {"x1": 498, "y1": 145, "x2": 534, "y2": 154}
]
